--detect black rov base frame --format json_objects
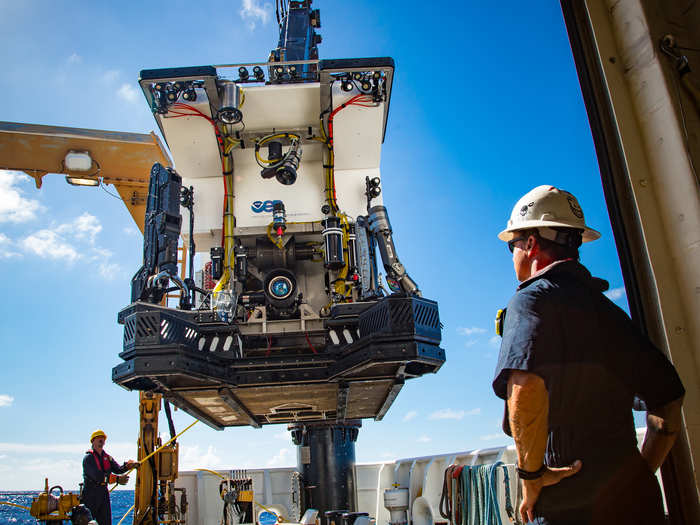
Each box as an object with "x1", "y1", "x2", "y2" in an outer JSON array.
[{"x1": 113, "y1": 295, "x2": 444, "y2": 429}]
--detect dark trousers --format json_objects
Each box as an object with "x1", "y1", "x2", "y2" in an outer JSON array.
[
  {"x1": 534, "y1": 454, "x2": 665, "y2": 525},
  {"x1": 83, "y1": 485, "x2": 112, "y2": 525}
]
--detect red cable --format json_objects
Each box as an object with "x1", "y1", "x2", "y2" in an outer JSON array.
[
  {"x1": 265, "y1": 335, "x2": 272, "y2": 357},
  {"x1": 304, "y1": 332, "x2": 318, "y2": 354}
]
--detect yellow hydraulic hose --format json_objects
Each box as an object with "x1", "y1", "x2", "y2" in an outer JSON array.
[
  {"x1": 109, "y1": 419, "x2": 199, "y2": 493},
  {"x1": 195, "y1": 468, "x2": 226, "y2": 479},
  {"x1": 0, "y1": 501, "x2": 30, "y2": 511}
]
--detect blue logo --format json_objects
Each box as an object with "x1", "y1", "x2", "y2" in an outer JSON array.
[
  {"x1": 251, "y1": 200, "x2": 281, "y2": 213},
  {"x1": 259, "y1": 512, "x2": 278, "y2": 525}
]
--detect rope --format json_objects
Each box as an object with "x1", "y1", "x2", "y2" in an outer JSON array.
[{"x1": 440, "y1": 462, "x2": 514, "y2": 525}]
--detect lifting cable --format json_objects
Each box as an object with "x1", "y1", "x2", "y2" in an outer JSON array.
[{"x1": 439, "y1": 462, "x2": 514, "y2": 525}]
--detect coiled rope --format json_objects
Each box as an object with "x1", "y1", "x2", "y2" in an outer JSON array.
[{"x1": 440, "y1": 461, "x2": 514, "y2": 525}]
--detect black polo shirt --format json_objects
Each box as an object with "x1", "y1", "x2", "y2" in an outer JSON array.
[{"x1": 492, "y1": 260, "x2": 684, "y2": 510}]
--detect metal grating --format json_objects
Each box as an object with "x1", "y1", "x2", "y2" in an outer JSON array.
[
  {"x1": 358, "y1": 297, "x2": 441, "y2": 344},
  {"x1": 123, "y1": 310, "x2": 199, "y2": 351}
]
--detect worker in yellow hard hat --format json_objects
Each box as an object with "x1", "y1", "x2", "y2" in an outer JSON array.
[{"x1": 81, "y1": 429, "x2": 138, "y2": 525}]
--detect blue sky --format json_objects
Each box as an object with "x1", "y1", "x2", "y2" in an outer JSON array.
[{"x1": 0, "y1": 1, "x2": 630, "y2": 490}]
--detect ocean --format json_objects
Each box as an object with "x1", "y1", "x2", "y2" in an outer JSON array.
[{"x1": 0, "y1": 490, "x2": 134, "y2": 524}]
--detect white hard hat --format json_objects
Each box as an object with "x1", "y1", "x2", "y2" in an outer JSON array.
[{"x1": 498, "y1": 185, "x2": 601, "y2": 243}]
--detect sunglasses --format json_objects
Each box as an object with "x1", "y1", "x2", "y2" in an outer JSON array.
[{"x1": 507, "y1": 237, "x2": 527, "y2": 253}]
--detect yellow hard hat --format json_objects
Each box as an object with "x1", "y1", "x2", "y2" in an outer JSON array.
[{"x1": 90, "y1": 429, "x2": 107, "y2": 442}]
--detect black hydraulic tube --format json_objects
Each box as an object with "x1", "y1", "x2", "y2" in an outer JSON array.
[
  {"x1": 290, "y1": 420, "x2": 361, "y2": 525},
  {"x1": 163, "y1": 400, "x2": 176, "y2": 440},
  {"x1": 367, "y1": 206, "x2": 420, "y2": 296}
]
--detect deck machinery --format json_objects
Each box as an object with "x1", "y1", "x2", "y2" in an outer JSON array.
[{"x1": 112, "y1": 0, "x2": 444, "y2": 520}]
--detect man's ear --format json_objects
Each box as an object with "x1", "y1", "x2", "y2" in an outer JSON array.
[{"x1": 526, "y1": 234, "x2": 538, "y2": 255}]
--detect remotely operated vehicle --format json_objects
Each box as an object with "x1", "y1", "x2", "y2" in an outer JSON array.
[
  {"x1": 110, "y1": 0, "x2": 444, "y2": 522},
  {"x1": 1, "y1": 0, "x2": 699, "y2": 524}
]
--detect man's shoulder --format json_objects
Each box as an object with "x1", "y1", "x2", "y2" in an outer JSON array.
[{"x1": 508, "y1": 279, "x2": 556, "y2": 311}]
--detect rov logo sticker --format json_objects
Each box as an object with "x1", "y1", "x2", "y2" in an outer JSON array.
[
  {"x1": 251, "y1": 199, "x2": 281, "y2": 213},
  {"x1": 520, "y1": 202, "x2": 534, "y2": 216},
  {"x1": 567, "y1": 196, "x2": 584, "y2": 218}
]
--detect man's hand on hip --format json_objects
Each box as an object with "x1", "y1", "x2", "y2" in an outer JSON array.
[{"x1": 520, "y1": 460, "x2": 582, "y2": 523}]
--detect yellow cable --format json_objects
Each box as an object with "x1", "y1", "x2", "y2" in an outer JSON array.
[
  {"x1": 254, "y1": 499, "x2": 286, "y2": 522},
  {"x1": 110, "y1": 419, "x2": 199, "y2": 492},
  {"x1": 195, "y1": 468, "x2": 226, "y2": 479},
  {"x1": 0, "y1": 501, "x2": 30, "y2": 511},
  {"x1": 334, "y1": 214, "x2": 351, "y2": 297},
  {"x1": 116, "y1": 504, "x2": 135, "y2": 525},
  {"x1": 196, "y1": 470, "x2": 286, "y2": 522},
  {"x1": 255, "y1": 133, "x2": 300, "y2": 165}
]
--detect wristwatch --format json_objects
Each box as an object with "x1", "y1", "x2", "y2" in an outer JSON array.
[{"x1": 516, "y1": 464, "x2": 547, "y2": 480}]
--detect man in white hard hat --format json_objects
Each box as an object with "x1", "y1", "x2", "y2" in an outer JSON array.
[{"x1": 492, "y1": 186, "x2": 684, "y2": 524}]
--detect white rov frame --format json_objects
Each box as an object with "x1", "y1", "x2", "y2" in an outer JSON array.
[{"x1": 141, "y1": 59, "x2": 396, "y2": 329}]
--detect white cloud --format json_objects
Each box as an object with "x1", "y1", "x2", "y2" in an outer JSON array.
[
  {"x1": 0, "y1": 441, "x2": 134, "y2": 455},
  {"x1": 58, "y1": 212, "x2": 102, "y2": 244},
  {"x1": 20, "y1": 214, "x2": 118, "y2": 276},
  {"x1": 99, "y1": 261, "x2": 121, "y2": 279},
  {"x1": 0, "y1": 233, "x2": 20, "y2": 259},
  {"x1": 0, "y1": 171, "x2": 44, "y2": 223},
  {"x1": 180, "y1": 444, "x2": 221, "y2": 470},
  {"x1": 428, "y1": 408, "x2": 480, "y2": 420},
  {"x1": 266, "y1": 447, "x2": 294, "y2": 467},
  {"x1": 479, "y1": 433, "x2": 504, "y2": 441},
  {"x1": 605, "y1": 286, "x2": 626, "y2": 302},
  {"x1": 240, "y1": 0, "x2": 272, "y2": 30},
  {"x1": 402, "y1": 410, "x2": 417, "y2": 422},
  {"x1": 416, "y1": 436, "x2": 431, "y2": 443},
  {"x1": 457, "y1": 326, "x2": 486, "y2": 336},
  {"x1": 21, "y1": 229, "x2": 80, "y2": 262},
  {"x1": 123, "y1": 226, "x2": 139, "y2": 236},
  {"x1": 0, "y1": 441, "x2": 137, "y2": 490},
  {"x1": 464, "y1": 340, "x2": 477, "y2": 348},
  {"x1": 117, "y1": 83, "x2": 139, "y2": 103},
  {"x1": 0, "y1": 394, "x2": 14, "y2": 407},
  {"x1": 67, "y1": 53, "x2": 82, "y2": 64},
  {"x1": 489, "y1": 335, "x2": 501, "y2": 348}
]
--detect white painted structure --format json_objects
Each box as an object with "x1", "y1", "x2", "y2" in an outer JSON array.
[{"x1": 174, "y1": 429, "x2": 662, "y2": 525}]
